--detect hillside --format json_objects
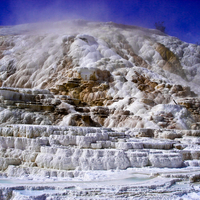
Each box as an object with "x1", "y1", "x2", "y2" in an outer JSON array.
[
  {"x1": 0, "y1": 20, "x2": 199, "y2": 130},
  {"x1": 0, "y1": 20, "x2": 200, "y2": 199}
]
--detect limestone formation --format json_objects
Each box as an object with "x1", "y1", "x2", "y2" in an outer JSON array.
[
  {"x1": 0, "y1": 125, "x2": 199, "y2": 174},
  {"x1": 0, "y1": 20, "x2": 200, "y2": 199}
]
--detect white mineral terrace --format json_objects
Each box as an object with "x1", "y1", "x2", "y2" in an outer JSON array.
[
  {"x1": 0, "y1": 168, "x2": 200, "y2": 200},
  {"x1": 0, "y1": 20, "x2": 200, "y2": 199},
  {"x1": 0, "y1": 125, "x2": 200, "y2": 199}
]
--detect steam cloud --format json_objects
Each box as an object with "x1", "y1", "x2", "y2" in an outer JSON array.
[
  {"x1": 1, "y1": 0, "x2": 200, "y2": 43},
  {"x1": 6, "y1": 0, "x2": 111, "y2": 25}
]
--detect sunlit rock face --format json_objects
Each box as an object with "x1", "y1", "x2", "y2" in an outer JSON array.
[
  {"x1": 1, "y1": 20, "x2": 200, "y2": 199},
  {"x1": 0, "y1": 125, "x2": 199, "y2": 173},
  {"x1": 0, "y1": 20, "x2": 199, "y2": 129}
]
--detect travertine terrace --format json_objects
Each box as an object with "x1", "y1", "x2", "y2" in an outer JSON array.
[{"x1": 0, "y1": 20, "x2": 200, "y2": 199}]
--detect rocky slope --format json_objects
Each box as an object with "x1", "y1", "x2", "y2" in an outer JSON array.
[{"x1": 0, "y1": 20, "x2": 200, "y2": 199}]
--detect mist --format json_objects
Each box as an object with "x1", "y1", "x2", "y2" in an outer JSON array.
[
  {"x1": 4, "y1": 0, "x2": 111, "y2": 25},
  {"x1": 1, "y1": 0, "x2": 200, "y2": 44}
]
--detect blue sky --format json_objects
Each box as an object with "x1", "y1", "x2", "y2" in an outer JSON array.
[{"x1": 0, "y1": 0, "x2": 199, "y2": 44}]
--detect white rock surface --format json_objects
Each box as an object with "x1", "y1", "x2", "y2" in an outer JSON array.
[{"x1": 0, "y1": 20, "x2": 200, "y2": 199}]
